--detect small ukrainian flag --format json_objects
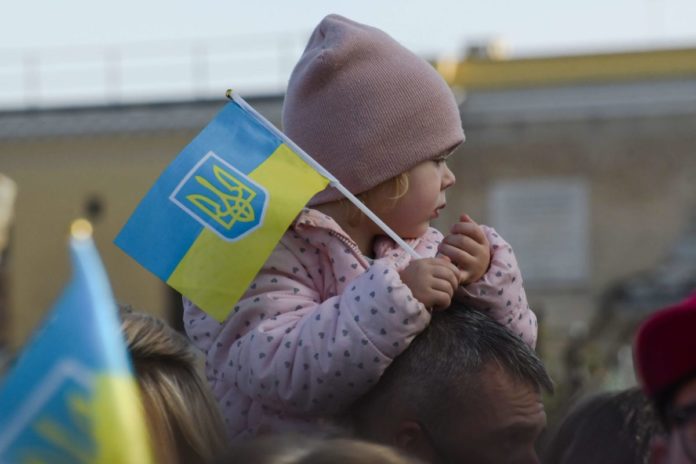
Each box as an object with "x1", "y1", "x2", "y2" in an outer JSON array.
[
  {"x1": 115, "y1": 94, "x2": 330, "y2": 322},
  {"x1": 0, "y1": 220, "x2": 153, "y2": 463}
]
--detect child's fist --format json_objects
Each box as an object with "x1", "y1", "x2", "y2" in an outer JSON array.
[
  {"x1": 438, "y1": 214, "x2": 490, "y2": 285},
  {"x1": 399, "y1": 257, "x2": 461, "y2": 311}
]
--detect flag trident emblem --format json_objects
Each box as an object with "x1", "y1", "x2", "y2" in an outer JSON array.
[
  {"x1": 188, "y1": 164, "x2": 257, "y2": 229},
  {"x1": 170, "y1": 152, "x2": 268, "y2": 242}
]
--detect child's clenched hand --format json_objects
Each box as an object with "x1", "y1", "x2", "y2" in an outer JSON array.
[
  {"x1": 399, "y1": 257, "x2": 461, "y2": 311},
  {"x1": 438, "y1": 214, "x2": 490, "y2": 285}
]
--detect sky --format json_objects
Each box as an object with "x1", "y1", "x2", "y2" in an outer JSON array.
[
  {"x1": 2, "y1": 0, "x2": 696, "y2": 107},
  {"x1": 5, "y1": 0, "x2": 696, "y2": 55}
]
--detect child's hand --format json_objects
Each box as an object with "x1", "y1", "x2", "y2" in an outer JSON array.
[
  {"x1": 399, "y1": 257, "x2": 461, "y2": 311},
  {"x1": 438, "y1": 214, "x2": 491, "y2": 285}
]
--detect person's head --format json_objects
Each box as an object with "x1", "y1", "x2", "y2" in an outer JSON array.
[
  {"x1": 282, "y1": 14, "x2": 463, "y2": 238},
  {"x1": 543, "y1": 387, "x2": 663, "y2": 464},
  {"x1": 634, "y1": 293, "x2": 696, "y2": 464},
  {"x1": 216, "y1": 435, "x2": 423, "y2": 464},
  {"x1": 349, "y1": 307, "x2": 553, "y2": 464},
  {"x1": 120, "y1": 307, "x2": 228, "y2": 463}
]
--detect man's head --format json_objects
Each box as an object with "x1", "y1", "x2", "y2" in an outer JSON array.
[
  {"x1": 543, "y1": 387, "x2": 662, "y2": 464},
  {"x1": 634, "y1": 293, "x2": 696, "y2": 464},
  {"x1": 349, "y1": 307, "x2": 553, "y2": 464}
]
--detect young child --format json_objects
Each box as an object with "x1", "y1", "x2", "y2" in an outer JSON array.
[{"x1": 184, "y1": 14, "x2": 537, "y2": 440}]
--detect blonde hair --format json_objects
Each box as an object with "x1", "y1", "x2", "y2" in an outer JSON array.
[
  {"x1": 119, "y1": 307, "x2": 228, "y2": 464},
  {"x1": 342, "y1": 172, "x2": 410, "y2": 227},
  {"x1": 219, "y1": 435, "x2": 423, "y2": 464}
]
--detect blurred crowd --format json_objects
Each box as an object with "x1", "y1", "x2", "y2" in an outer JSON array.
[
  {"x1": 121, "y1": 295, "x2": 696, "y2": 464},
  {"x1": 2, "y1": 12, "x2": 696, "y2": 464}
]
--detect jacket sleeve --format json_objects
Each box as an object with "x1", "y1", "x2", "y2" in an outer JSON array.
[
  {"x1": 373, "y1": 227, "x2": 444, "y2": 269},
  {"x1": 454, "y1": 226, "x2": 538, "y2": 348},
  {"x1": 215, "y1": 242, "x2": 430, "y2": 416}
]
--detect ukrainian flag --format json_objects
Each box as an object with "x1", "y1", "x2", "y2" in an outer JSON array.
[
  {"x1": 0, "y1": 221, "x2": 153, "y2": 463},
  {"x1": 115, "y1": 95, "x2": 330, "y2": 322}
]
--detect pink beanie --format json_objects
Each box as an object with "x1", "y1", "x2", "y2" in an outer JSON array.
[{"x1": 282, "y1": 14, "x2": 465, "y2": 206}]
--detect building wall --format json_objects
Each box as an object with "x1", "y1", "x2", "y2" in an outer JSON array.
[
  {"x1": 1, "y1": 82, "x2": 695, "y2": 375},
  {"x1": 1, "y1": 97, "x2": 284, "y2": 350},
  {"x1": 2, "y1": 133, "x2": 195, "y2": 348},
  {"x1": 437, "y1": 108, "x2": 696, "y2": 372}
]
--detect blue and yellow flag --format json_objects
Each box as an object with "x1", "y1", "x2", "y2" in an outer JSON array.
[
  {"x1": 0, "y1": 221, "x2": 152, "y2": 463},
  {"x1": 115, "y1": 95, "x2": 330, "y2": 322}
]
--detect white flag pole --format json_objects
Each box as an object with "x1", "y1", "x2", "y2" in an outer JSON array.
[{"x1": 229, "y1": 90, "x2": 421, "y2": 259}]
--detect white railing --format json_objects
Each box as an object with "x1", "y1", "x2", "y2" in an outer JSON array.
[{"x1": 0, "y1": 32, "x2": 309, "y2": 110}]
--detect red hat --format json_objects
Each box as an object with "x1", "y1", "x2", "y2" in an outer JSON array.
[{"x1": 634, "y1": 292, "x2": 696, "y2": 398}]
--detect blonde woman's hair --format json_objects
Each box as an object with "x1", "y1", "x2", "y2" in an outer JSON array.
[
  {"x1": 217, "y1": 435, "x2": 423, "y2": 464},
  {"x1": 119, "y1": 306, "x2": 228, "y2": 464}
]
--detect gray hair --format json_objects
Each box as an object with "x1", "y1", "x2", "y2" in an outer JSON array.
[{"x1": 349, "y1": 306, "x2": 553, "y2": 434}]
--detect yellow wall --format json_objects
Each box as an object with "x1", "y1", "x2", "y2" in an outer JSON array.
[
  {"x1": 2, "y1": 132, "x2": 198, "y2": 349},
  {"x1": 439, "y1": 46, "x2": 696, "y2": 90}
]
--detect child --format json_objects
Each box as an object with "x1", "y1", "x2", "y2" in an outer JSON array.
[{"x1": 184, "y1": 14, "x2": 537, "y2": 439}]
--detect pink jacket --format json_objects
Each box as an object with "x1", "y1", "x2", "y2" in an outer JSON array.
[{"x1": 184, "y1": 208, "x2": 537, "y2": 439}]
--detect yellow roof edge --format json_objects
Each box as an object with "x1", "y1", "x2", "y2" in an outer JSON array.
[{"x1": 437, "y1": 46, "x2": 696, "y2": 90}]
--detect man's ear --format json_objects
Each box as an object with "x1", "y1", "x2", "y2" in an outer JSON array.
[
  {"x1": 649, "y1": 435, "x2": 669, "y2": 464},
  {"x1": 395, "y1": 420, "x2": 436, "y2": 463}
]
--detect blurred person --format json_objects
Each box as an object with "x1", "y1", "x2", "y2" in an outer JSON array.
[
  {"x1": 0, "y1": 173, "x2": 15, "y2": 265},
  {"x1": 0, "y1": 174, "x2": 16, "y2": 376},
  {"x1": 634, "y1": 293, "x2": 696, "y2": 464},
  {"x1": 120, "y1": 306, "x2": 228, "y2": 463},
  {"x1": 347, "y1": 307, "x2": 552, "y2": 464},
  {"x1": 543, "y1": 387, "x2": 662, "y2": 464},
  {"x1": 185, "y1": 12, "x2": 536, "y2": 441},
  {"x1": 216, "y1": 435, "x2": 423, "y2": 464}
]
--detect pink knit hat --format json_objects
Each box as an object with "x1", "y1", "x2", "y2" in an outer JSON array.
[{"x1": 282, "y1": 14, "x2": 465, "y2": 206}]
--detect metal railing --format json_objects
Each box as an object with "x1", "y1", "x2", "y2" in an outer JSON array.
[{"x1": 0, "y1": 32, "x2": 309, "y2": 109}]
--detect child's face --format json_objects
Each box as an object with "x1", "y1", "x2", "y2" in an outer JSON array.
[{"x1": 370, "y1": 156, "x2": 455, "y2": 239}]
